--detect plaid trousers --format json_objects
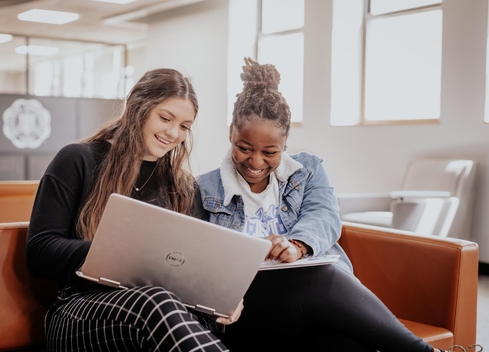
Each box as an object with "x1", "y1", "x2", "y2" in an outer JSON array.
[{"x1": 45, "y1": 284, "x2": 229, "y2": 352}]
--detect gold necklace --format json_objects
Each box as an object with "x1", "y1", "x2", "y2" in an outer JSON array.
[{"x1": 134, "y1": 163, "x2": 157, "y2": 192}]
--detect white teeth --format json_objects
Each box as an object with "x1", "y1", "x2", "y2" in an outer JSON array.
[
  {"x1": 247, "y1": 167, "x2": 262, "y2": 174},
  {"x1": 156, "y1": 135, "x2": 170, "y2": 144}
]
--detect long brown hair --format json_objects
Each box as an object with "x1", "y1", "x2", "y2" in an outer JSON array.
[{"x1": 77, "y1": 68, "x2": 199, "y2": 240}]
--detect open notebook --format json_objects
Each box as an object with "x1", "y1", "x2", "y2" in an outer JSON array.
[
  {"x1": 76, "y1": 193, "x2": 272, "y2": 318},
  {"x1": 259, "y1": 254, "x2": 339, "y2": 270}
]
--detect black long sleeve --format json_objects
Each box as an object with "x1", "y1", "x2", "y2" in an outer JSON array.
[
  {"x1": 26, "y1": 140, "x2": 205, "y2": 287},
  {"x1": 26, "y1": 141, "x2": 108, "y2": 285}
]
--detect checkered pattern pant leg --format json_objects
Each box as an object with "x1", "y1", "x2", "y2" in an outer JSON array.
[{"x1": 45, "y1": 285, "x2": 229, "y2": 352}]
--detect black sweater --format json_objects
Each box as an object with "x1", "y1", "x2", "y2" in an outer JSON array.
[{"x1": 26, "y1": 140, "x2": 198, "y2": 287}]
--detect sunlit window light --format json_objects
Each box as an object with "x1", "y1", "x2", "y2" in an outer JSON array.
[
  {"x1": 258, "y1": 33, "x2": 304, "y2": 123},
  {"x1": 370, "y1": 0, "x2": 442, "y2": 16},
  {"x1": 82, "y1": 53, "x2": 95, "y2": 98},
  {"x1": 18, "y1": 9, "x2": 80, "y2": 25},
  {"x1": 34, "y1": 61, "x2": 54, "y2": 96},
  {"x1": 330, "y1": 0, "x2": 442, "y2": 125},
  {"x1": 125, "y1": 65, "x2": 135, "y2": 96},
  {"x1": 330, "y1": 0, "x2": 364, "y2": 126},
  {"x1": 227, "y1": 0, "x2": 258, "y2": 126},
  {"x1": 52, "y1": 60, "x2": 62, "y2": 96},
  {"x1": 364, "y1": 10, "x2": 442, "y2": 121},
  {"x1": 15, "y1": 45, "x2": 60, "y2": 56},
  {"x1": 0, "y1": 34, "x2": 13, "y2": 44},
  {"x1": 92, "y1": 0, "x2": 136, "y2": 3},
  {"x1": 63, "y1": 56, "x2": 84, "y2": 97},
  {"x1": 261, "y1": 0, "x2": 304, "y2": 34}
]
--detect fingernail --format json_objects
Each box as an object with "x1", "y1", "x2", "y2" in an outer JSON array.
[
  {"x1": 229, "y1": 317, "x2": 234, "y2": 323},
  {"x1": 216, "y1": 318, "x2": 222, "y2": 324}
]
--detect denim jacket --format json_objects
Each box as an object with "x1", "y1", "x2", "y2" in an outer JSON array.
[{"x1": 197, "y1": 150, "x2": 353, "y2": 274}]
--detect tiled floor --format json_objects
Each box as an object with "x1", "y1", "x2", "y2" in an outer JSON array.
[{"x1": 477, "y1": 274, "x2": 489, "y2": 348}]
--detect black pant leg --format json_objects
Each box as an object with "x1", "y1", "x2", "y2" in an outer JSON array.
[{"x1": 220, "y1": 265, "x2": 433, "y2": 352}]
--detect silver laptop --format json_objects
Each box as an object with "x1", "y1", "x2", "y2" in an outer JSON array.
[{"x1": 76, "y1": 193, "x2": 271, "y2": 318}]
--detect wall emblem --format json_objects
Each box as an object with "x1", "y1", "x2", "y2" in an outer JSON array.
[{"x1": 2, "y1": 99, "x2": 51, "y2": 149}]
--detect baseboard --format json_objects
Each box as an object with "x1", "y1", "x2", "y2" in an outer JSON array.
[{"x1": 479, "y1": 261, "x2": 489, "y2": 276}]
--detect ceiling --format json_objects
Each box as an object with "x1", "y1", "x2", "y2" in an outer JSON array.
[
  {"x1": 0, "y1": 0, "x2": 204, "y2": 44},
  {"x1": 0, "y1": 0, "x2": 205, "y2": 74}
]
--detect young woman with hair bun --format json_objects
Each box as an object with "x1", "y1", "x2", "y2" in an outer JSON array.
[{"x1": 197, "y1": 58, "x2": 482, "y2": 352}]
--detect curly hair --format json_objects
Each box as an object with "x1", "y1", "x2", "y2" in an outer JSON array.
[
  {"x1": 77, "y1": 68, "x2": 198, "y2": 240},
  {"x1": 231, "y1": 57, "x2": 291, "y2": 137}
]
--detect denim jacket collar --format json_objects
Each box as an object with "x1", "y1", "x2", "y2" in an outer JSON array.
[{"x1": 220, "y1": 148, "x2": 303, "y2": 206}]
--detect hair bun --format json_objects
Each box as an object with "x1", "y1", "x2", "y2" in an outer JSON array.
[{"x1": 240, "y1": 57, "x2": 280, "y2": 91}]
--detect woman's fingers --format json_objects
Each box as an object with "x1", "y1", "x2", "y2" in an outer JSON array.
[
  {"x1": 216, "y1": 298, "x2": 244, "y2": 325},
  {"x1": 265, "y1": 235, "x2": 299, "y2": 262}
]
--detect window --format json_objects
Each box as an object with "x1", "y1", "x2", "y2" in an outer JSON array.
[
  {"x1": 0, "y1": 34, "x2": 129, "y2": 99},
  {"x1": 331, "y1": 0, "x2": 443, "y2": 126},
  {"x1": 258, "y1": 0, "x2": 304, "y2": 123},
  {"x1": 0, "y1": 35, "x2": 27, "y2": 94},
  {"x1": 227, "y1": 0, "x2": 305, "y2": 125}
]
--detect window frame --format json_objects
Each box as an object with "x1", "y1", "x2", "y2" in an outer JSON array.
[
  {"x1": 256, "y1": 0, "x2": 305, "y2": 125},
  {"x1": 226, "y1": 0, "x2": 305, "y2": 126},
  {"x1": 331, "y1": 0, "x2": 443, "y2": 126}
]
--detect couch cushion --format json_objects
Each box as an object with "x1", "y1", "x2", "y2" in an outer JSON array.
[
  {"x1": 341, "y1": 211, "x2": 392, "y2": 228},
  {"x1": 400, "y1": 319, "x2": 453, "y2": 350}
]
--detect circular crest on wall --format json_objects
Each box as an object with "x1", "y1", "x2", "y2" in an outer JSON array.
[{"x1": 2, "y1": 99, "x2": 51, "y2": 149}]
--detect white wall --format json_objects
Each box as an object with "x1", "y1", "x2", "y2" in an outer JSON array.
[
  {"x1": 146, "y1": 0, "x2": 230, "y2": 176},
  {"x1": 146, "y1": 0, "x2": 489, "y2": 263}
]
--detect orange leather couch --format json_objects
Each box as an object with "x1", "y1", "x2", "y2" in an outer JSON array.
[
  {"x1": 0, "y1": 181, "x2": 39, "y2": 223},
  {"x1": 339, "y1": 221, "x2": 479, "y2": 350},
  {"x1": 0, "y1": 222, "x2": 57, "y2": 352},
  {"x1": 0, "y1": 221, "x2": 478, "y2": 351}
]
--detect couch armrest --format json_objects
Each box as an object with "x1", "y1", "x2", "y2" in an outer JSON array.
[
  {"x1": 338, "y1": 222, "x2": 478, "y2": 347},
  {"x1": 0, "y1": 222, "x2": 57, "y2": 351}
]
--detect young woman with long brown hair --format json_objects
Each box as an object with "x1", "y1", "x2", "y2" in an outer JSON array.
[{"x1": 26, "y1": 68, "x2": 240, "y2": 352}]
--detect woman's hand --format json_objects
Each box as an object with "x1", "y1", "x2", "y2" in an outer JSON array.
[
  {"x1": 265, "y1": 234, "x2": 302, "y2": 263},
  {"x1": 216, "y1": 298, "x2": 244, "y2": 325}
]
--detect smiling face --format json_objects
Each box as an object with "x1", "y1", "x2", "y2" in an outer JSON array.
[
  {"x1": 142, "y1": 97, "x2": 196, "y2": 161},
  {"x1": 230, "y1": 114, "x2": 287, "y2": 193}
]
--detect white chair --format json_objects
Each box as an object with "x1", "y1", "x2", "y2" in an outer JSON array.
[{"x1": 337, "y1": 159, "x2": 477, "y2": 239}]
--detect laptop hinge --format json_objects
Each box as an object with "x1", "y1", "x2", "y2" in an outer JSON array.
[
  {"x1": 194, "y1": 304, "x2": 216, "y2": 315},
  {"x1": 99, "y1": 277, "x2": 122, "y2": 288}
]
